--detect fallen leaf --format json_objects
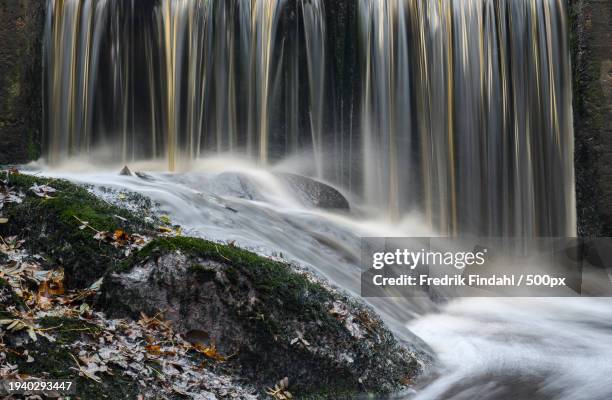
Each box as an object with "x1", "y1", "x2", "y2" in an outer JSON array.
[
  {"x1": 145, "y1": 344, "x2": 161, "y2": 355},
  {"x1": 193, "y1": 343, "x2": 226, "y2": 361},
  {"x1": 89, "y1": 277, "x2": 103, "y2": 291},
  {"x1": 266, "y1": 377, "x2": 292, "y2": 399},
  {"x1": 114, "y1": 230, "x2": 129, "y2": 241},
  {"x1": 400, "y1": 376, "x2": 413, "y2": 385},
  {"x1": 30, "y1": 184, "x2": 57, "y2": 199}
]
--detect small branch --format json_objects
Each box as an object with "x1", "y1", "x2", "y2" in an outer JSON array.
[
  {"x1": 214, "y1": 245, "x2": 231, "y2": 262},
  {"x1": 36, "y1": 323, "x2": 64, "y2": 332},
  {"x1": 72, "y1": 215, "x2": 101, "y2": 234}
]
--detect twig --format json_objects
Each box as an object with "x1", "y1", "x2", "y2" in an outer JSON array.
[
  {"x1": 36, "y1": 323, "x2": 64, "y2": 332},
  {"x1": 214, "y1": 245, "x2": 231, "y2": 262},
  {"x1": 69, "y1": 352, "x2": 81, "y2": 368},
  {"x1": 72, "y1": 215, "x2": 101, "y2": 234}
]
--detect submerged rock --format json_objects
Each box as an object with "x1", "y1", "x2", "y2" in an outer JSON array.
[
  {"x1": 277, "y1": 173, "x2": 350, "y2": 210},
  {"x1": 135, "y1": 171, "x2": 154, "y2": 181},
  {"x1": 205, "y1": 172, "x2": 262, "y2": 201},
  {"x1": 101, "y1": 237, "x2": 419, "y2": 398},
  {"x1": 119, "y1": 165, "x2": 133, "y2": 176}
]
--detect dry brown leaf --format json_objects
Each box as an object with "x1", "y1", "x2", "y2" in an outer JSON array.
[
  {"x1": 400, "y1": 376, "x2": 413, "y2": 385},
  {"x1": 113, "y1": 229, "x2": 129, "y2": 243},
  {"x1": 145, "y1": 344, "x2": 161, "y2": 355},
  {"x1": 193, "y1": 343, "x2": 226, "y2": 362},
  {"x1": 38, "y1": 275, "x2": 65, "y2": 297}
]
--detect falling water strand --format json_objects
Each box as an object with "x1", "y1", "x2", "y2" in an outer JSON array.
[
  {"x1": 249, "y1": 0, "x2": 283, "y2": 164},
  {"x1": 301, "y1": 0, "x2": 326, "y2": 178}
]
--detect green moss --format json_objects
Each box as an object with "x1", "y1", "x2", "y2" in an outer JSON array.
[
  {"x1": 38, "y1": 316, "x2": 103, "y2": 344},
  {"x1": 8, "y1": 173, "x2": 137, "y2": 232},
  {"x1": 0, "y1": 173, "x2": 152, "y2": 288},
  {"x1": 125, "y1": 237, "x2": 330, "y2": 305},
  {"x1": 119, "y1": 237, "x2": 341, "y2": 337},
  {"x1": 188, "y1": 264, "x2": 217, "y2": 282}
]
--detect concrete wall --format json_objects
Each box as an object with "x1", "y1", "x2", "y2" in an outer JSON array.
[{"x1": 0, "y1": 0, "x2": 45, "y2": 165}]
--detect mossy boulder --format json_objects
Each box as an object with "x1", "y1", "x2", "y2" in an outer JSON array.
[
  {"x1": 1, "y1": 173, "x2": 421, "y2": 397},
  {"x1": 101, "y1": 237, "x2": 419, "y2": 398},
  {"x1": 0, "y1": 173, "x2": 153, "y2": 288}
]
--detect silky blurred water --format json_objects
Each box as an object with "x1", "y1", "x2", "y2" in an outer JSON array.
[{"x1": 28, "y1": 160, "x2": 612, "y2": 400}]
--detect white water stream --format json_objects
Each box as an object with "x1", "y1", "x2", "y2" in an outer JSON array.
[{"x1": 27, "y1": 159, "x2": 612, "y2": 400}]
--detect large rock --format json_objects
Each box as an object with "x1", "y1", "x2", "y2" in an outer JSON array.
[
  {"x1": 101, "y1": 237, "x2": 418, "y2": 398},
  {"x1": 0, "y1": 1, "x2": 45, "y2": 164},
  {"x1": 277, "y1": 173, "x2": 350, "y2": 210},
  {"x1": 1, "y1": 172, "x2": 422, "y2": 397}
]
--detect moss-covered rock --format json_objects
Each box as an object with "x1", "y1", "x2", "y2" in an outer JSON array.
[
  {"x1": 102, "y1": 236, "x2": 419, "y2": 398},
  {"x1": 0, "y1": 173, "x2": 153, "y2": 288},
  {"x1": 2, "y1": 173, "x2": 421, "y2": 397}
]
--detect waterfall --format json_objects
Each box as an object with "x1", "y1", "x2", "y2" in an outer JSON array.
[
  {"x1": 357, "y1": 0, "x2": 575, "y2": 236},
  {"x1": 43, "y1": 0, "x2": 575, "y2": 237},
  {"x1": 44, "y1": 0, "x2": 290, "y2": 165}
]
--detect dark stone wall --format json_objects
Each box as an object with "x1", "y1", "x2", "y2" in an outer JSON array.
[
  {"x1": 0, "y1": 0, "x2": 45, "y2": 164},
  {"x1": 571, "y1": 0, "x2": 612, "y2": 236}
]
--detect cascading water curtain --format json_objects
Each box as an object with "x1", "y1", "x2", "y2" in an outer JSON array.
[
  {"x1": 44, "y1": 0, "x2": 298, "y2": 166},
  {"x1": 44, "y1": 0, "x2": 574, "y2": 237},
  {"x1": 357, "y1": 0, "x2": 575, "y2": 236}
]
